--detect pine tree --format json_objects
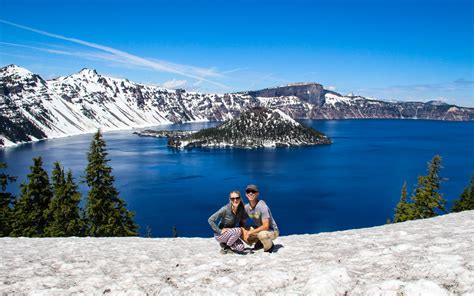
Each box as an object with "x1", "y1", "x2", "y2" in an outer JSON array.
[
  {"x1": 0, "y1": 162, "x2": 17, "y2": 236},
  {"x1": 84, "y1": 130, "x2": 138, "y2": 236},
  {"x1": 45, "y1": 162, "x2": 85, "y2": 236},
  {"x1": 452, "y1": 175, "x2": 474, "y2": 212},
  {"x1": 411, "y1": 155, "x2": 447, "y2": 219},
  {"x1": 11, "y1": 157, "x2": 53, "y2": 237},
  {"x1": 393, "y1": 181, "x2": 415, "y2": 223}
]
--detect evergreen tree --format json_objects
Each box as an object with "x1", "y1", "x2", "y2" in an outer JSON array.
[
  {"x1": 452, "y1": 175, "x2": 474, "y2": 212},
  {"x1": 45, "y1": 162, "x2": 85, "y2": 236},
  {"x1": 84, "y1": 130, "x2": 138, "y2": 236},
  {"x1": 411, "y1": 155, "x2": 447, "y2": 219},
  {"x1": 11, "y1": 157, "x2": 53, "y2": 237},
  {"x1": 0, "y1": 162, "x2": 17, "y2": 236},
  {"x1": 393, "y1": 181, "x2": 415, "y2": 223}
]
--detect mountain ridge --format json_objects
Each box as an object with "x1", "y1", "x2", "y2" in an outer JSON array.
[{"x1": 1, "y1": 64, "x2": 473, "y2": 147}]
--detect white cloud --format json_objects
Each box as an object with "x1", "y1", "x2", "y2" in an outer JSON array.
[
  {"x1": 0, "y1": 19, "x2": 228, "y2": 89},
  {"x1": 0, "y1": 41, "x2": 119, "y2": 62},
  {"x1": 147, "y1": 58, "x2": 220, "y2": 78},
  {"x1": 327, "y1": 85, "x2": 336, "y2": 91},
  {"x1": 161, "y1": 79, "x2": 187, "y2": 89},
  {"x1": 222, "y1": 67, "x2": 249, "y2": 74}
]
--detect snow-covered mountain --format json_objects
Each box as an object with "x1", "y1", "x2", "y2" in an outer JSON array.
[
  {"x1": 168, "y1": 107, "x2": 331, "y2": 148},
  {"x1": 0, "y1": 65, "x2": 256, "y2": 147},
  {"x1": 1, "y1": 210, "x2": 473, "y2": 294},
  {"x1": 1, "y1": 64, "x2": 473, "y2": 147}
]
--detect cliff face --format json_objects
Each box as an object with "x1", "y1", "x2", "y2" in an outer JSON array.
[
  {"x1": 247, "y1": 83, "x2": 327, "y2": 106},
  {"x1": 1, "y1": 65, "x2": 473, "y2": 147}
]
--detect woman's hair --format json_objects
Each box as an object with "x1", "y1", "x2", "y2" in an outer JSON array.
[{"x1": 229, "y1": 190, "x2": 241, "y2": 198}]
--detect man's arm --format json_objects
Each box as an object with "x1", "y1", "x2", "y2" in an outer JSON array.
[{"x1": 243, "y1": 218, "x2": 269, "y2": 241}]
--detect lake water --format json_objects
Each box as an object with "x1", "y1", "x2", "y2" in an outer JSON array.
[{"x1": 1, "y1": 120, "x2": 473, "y2": 237}]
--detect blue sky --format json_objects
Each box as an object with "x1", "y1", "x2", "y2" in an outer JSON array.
[{"x1": 0, "y1": 0, "x2": 473, "y2": 106}]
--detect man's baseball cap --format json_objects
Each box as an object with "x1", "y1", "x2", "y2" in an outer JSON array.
[{"x1": 246, "y1": 184, "x2": 259, "y2": 192}]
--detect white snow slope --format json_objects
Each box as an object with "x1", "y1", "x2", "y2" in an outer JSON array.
[{"x1": 1, "y1": 211, "x2": 473, "y2": 295}]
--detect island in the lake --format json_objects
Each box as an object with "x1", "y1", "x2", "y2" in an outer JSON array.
[{"x1": 167, "y1": 107, "x2": 332, "y2": 149}]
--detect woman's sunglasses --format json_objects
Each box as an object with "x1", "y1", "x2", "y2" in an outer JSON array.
[{"x1": 230, "y1": 197, "x2": 240, "y2": 200}]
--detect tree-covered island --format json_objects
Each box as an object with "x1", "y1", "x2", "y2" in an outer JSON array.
[{"x1": 167, "y1": 107, "x2": 331, "y2": 149}]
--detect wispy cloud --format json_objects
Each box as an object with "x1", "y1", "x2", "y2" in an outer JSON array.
[
  {"x1": 147, "y1": 58, "x2": 221, "y2": 78},
  {"x1": 0, "y1": 19, "x2": 228, "y2": 89},
  {"x1": 161, "y1": 79, "x2": 187, "y2": 89},
  {"x1": 0, "y1": 41, "x2": 115, "y2": 61},
  {"x1": 222, "y1": 67, "x2": 249, "y2": 74}
]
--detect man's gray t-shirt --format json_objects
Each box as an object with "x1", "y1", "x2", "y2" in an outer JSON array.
[{"x1": 245, "y1": 200, "x2": 278, "y2": 232}]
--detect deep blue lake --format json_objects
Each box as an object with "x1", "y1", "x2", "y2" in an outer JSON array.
[{"x1": 1, "y1": 120, "x2": 473, "y2": 237}]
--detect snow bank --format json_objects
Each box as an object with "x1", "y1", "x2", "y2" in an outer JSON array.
[{"x1": 1, "y1": 211, "x2": 473, "y2": 295}]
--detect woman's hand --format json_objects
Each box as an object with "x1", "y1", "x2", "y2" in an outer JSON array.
[
  {"x1": 221, "y1": 228, "x2": 229, "y2": 234},
  {"x1": 241, "y1": 228, "x2": 250, "y2": 241}
]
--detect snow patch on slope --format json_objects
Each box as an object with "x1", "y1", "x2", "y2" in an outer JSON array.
[
  {"x1": 324, "y1": 93, "x2": 355, "y2": 106},
  {"x1": 1, "y1": 211, "x2": 473, "y2": 294}
]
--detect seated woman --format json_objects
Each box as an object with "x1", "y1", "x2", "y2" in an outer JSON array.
[{"x1": 208, "y1": 190, "x2": 246, "y2": 254}]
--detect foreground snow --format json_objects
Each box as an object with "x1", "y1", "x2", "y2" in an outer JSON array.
[{"x1": 1, "y1": 211, "x2": 473, "y2": 295}]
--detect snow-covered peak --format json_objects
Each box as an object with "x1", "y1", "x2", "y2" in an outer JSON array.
[
  {"x1": 0, "y1": 64, "x2": 34, "y2": 79},
  {"x1": 65, "y1": 68, "x2": 101, "y2": 81},
  {"x1": 78, "y1": 68, "x2": 99, "y2": 76}
]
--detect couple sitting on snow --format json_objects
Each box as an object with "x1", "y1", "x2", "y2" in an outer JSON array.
[{"x1": 208, "y1": 184, "x2": 279, "y2": 254}]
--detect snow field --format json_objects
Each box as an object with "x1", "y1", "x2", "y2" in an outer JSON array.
[{"x1": 1, "y1": 211, "x2": 473, "y2": 295}]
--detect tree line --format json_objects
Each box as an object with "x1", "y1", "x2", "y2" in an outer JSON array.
[
  {"x1": 0, "y1": 130, "x2": 138, "y2": 237},
  {"x1": 392, "y1": 154, "x2": 474, "y2": 223}
]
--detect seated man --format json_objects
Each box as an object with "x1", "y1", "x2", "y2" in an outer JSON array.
[{"x1": 242, "y1": 184, "x2": 279, "y2": 253}]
